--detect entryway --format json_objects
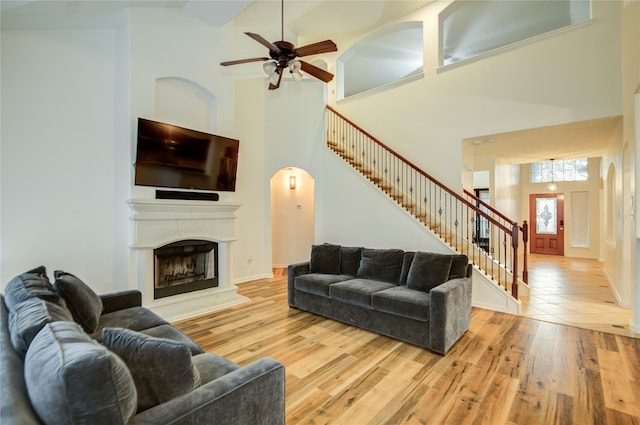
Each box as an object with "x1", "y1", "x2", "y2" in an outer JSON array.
[
  {"x1": 270, "y1": 167, "x2": 315, "y2": 270},
  {"x1": 529, "y1": 193, "x2": 565, "y2": 256}
]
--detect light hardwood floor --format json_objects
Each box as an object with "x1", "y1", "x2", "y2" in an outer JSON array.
[
  {"x1": 174, "y1": 276, "x2": 640, "y2": 425},
  {"x1": 521, "y1": 254, "x2": 638, "y2": 338}
]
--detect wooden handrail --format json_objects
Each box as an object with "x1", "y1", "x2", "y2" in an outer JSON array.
[
  {"x1": 326, "y1": 105, "x2": 510, "y2": 233},
  {"x1": 463, "y1": 189, "x2": 517, "y2": 226},
  {"x1": 326, "y1": 104, "x2": 527, "y2": 298}
]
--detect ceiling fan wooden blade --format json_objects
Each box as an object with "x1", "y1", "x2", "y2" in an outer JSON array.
[
  {"x1": 245, "y1": 32, "x2": 281, "y2": 53},
  {"x1": 268, "y1": 68, "x2": 284, "y2": 90},
  {"x1": 295, "y1": 40, "x2": 337, "y2": 57},
  {"x1": 220, "y1": 57, "x2": 269, "y2": 66},
  {"x1": 300, "y1": 61, "x2": 334, "y2": 83}
]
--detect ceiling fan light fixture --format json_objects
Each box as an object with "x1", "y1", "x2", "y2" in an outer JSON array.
[
  {"x1": 263, "y1": 60, "x2": 277, "y2": 75},
  {"x1": 268, "y1": 70, "x2": 281, "y2": 85}
]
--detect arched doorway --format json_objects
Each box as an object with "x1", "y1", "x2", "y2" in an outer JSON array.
[{"x1": 270, "y1": 167, "x2": 315, "y2": 272}]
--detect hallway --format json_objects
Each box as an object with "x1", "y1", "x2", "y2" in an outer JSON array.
[{"x1": 520, "y1": 254, "x2": 638, "y2": 338}]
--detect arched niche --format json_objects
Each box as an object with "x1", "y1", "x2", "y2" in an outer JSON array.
[
  {"x1": 155, "y1": 77, "x2": 217, "y2": 133},
  {"x1": 338, "y1": 21, "x2": 424, "y2": 99}
]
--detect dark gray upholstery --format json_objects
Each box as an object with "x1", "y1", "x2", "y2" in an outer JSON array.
[
  {"x1": 357, "y1": 248, "x2": 404, "y2": 283},
  {"x1": 329, "y1": 279, "x2": 396, "y2": 307},
  {"x1": 406, "y1": 251, "x2": 453, "y2": 292},
  {"x1": 309, "y1": 243, "x2": 342, "y2": 274},
  {"x1": 102, "y1": 327, "x2": 201, "y2": 412},
  {"x1": 8, "y1": 297, "x2": 73, "y2": 357},
  {"x1": 25, "y1": 321, "x2": 138, "y2": 425},
  {"x1": 140, "y1": 323, "x2": 204, "y2": 355},
  {"x1": 3, "y1": 266, "x2": 60, "y2": 309},
  {"x1": 53, "y1": 270, "x2": 104, "y2": 333},
  {"x1": 340, "y1": 246, "x2": 363, "y2": 276},
  {"x1": 2, "y1": 267, "x2": 286, "y2": 425},
  {"x1": 289, "y1": 246, "x2": 472, "y2": 355}
]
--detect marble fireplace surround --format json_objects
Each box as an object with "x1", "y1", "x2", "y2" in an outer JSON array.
[{"x1": 127, "y1": 198, "x2": 248, "y2": 322}]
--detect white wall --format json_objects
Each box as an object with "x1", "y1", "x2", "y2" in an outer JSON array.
[
  {"x1": 1, "y1": 29, "x2": 119, "y2": 292},
  {"x1": 328, "y1": 1, "x2": 622, "y2": 191},
  {"x1": 271, "y1": 167, "x2": 315, "y2": 267}
]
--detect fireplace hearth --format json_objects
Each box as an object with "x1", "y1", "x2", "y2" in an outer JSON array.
[{"x1": 154, "y1": 240, "x2": 218, "y2": 299}]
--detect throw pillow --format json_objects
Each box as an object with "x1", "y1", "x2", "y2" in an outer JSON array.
[
  {"x1": 399, "y1": 252, "x2": 416, "y2": 286},
  {"x1": 53, "y1": 270, "x2": 103, "y2": 333},
  {"x1": 25, "y1": 321, "x2": 137, "y2": 425},
  {"x1": 309, "y1": 243, "x2": 341, "y2": 274},
  {"x1": 8, "y1": 297, "x2": 73, "y2": 357},
  {"x1": 102, "y1": 327, "x2": 201, "y2": 412},
  {"x1": 340, "y1": 246, "x2": 363, "y2": 277},
  {"x1": 406, "y1": 252, "x2": 453, "y2": 292},
  {"x1": 356, "y1": 249, "x2": 405, "y2": 284},
  {"x1": 3, "y1": 266, "x2": 60, "y2": 310},
  {"x1": 449, "y1": 255, "x2": 470, "y2": 279}
]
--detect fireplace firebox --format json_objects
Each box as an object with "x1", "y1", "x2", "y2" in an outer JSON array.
[{"x1": 154, "y1": 240, "x2": 218, "y2": 299}]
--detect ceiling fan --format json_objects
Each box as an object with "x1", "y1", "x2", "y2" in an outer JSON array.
[{"x1": 220, "y1": 0, "x2": 338, "y2": 90}]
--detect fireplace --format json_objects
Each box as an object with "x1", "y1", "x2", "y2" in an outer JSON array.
[
  {"x1": 154, "y1": 240, "x2": 218, "y2": 299},
  {"x1": 127, "y1": 198, "x2": 248, "y2": 321}
]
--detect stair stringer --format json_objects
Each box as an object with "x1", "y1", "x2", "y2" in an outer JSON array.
[{"x1": 325, "y1": 146, "x2": 521, "y2": 315}]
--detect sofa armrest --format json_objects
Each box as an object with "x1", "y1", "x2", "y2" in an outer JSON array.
[
  {"x1": 99, "y1": 290, "x2": 142, "y2": 314},
  {"x1": 129, "y1": 357, "x2": 285, "y2": 425},
  {"x1": 429, "y1": 277, "x2": 472, "y2": 355},
  {"x1": 287, "y1": 262, "x2": 309, "y2": 306}
]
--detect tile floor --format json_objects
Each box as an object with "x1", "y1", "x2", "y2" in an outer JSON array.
[{"x1": 520, "y1": 254, "x2": 639, "y2": 338}]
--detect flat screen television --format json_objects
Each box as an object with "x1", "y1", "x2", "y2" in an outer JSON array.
[{"x1": 134, "y1": 118, "x2": 239, "y2": 192}]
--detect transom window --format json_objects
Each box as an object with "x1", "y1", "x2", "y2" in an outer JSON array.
[
  {"x1": 440, "y1": 0, "x2": 591, "y2": 66},
  {"x1": 530, "y1": 158, "x2": 588, "y2": 183}
]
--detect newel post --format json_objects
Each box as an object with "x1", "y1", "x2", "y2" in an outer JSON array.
[
  {"x1": 521, "y1": 220, "x2": 529, "y2": 284},
  {"x1": 511, "y1": 222, "x2": 519, "y2": 299}
]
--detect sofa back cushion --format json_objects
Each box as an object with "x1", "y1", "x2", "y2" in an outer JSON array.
[
  {"x1": 53, "y1": 270, "x2": 104, "y2": 334},
  {"x1": 406, "y1": 252, "x2": 453, "y2": 292},
  {"x1": 3, "y1": 266, "x2": 61, "y2": 310},
  {"x1": 8, "y1": 297, "x2": 73, "y2": 357},
  {"x1": 309, "y1": 244, "x2": 341, "y2": 274},
  {"x1": 357, "y1": 249, "x2": 405, "y2": 284},
  {"x1": 25, "y1": 321, "x2": 137, "y2": 425},
  {"x1": 399, "y1": 252, "x2": 416, "y2": 286},
  {"x1": 102, "y1": 327, "x2": 201, "y2": 412},
  {"x1": 340, "y1": 246, "x2": 363, "y2": 277},
  {"x1": 449, "y1": 255, "x2": 470, "y2": 279}
]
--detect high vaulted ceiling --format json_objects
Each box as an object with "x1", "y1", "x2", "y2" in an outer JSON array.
[{"x1": 1, "y1": 0, "x2": 621, "y2": 165}]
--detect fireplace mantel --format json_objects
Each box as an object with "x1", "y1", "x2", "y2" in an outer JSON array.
[{"x1": 127, "y1": 198, "x2": 247, "y2": 321}]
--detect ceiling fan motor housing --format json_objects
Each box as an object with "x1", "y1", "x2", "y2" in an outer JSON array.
[{"x1": 271, "y1": 41, "x2": 296, "y2": 68}]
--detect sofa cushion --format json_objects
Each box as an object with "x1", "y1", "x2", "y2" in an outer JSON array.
[
  {"x1": 309, "y1": 244, "x2": 341, "y2": 274},
  {"x1": 406, "y1": 252, "x2": 453, "y2": 292},
  {"x1": 8, "y1": 297, "x2": 73, "y2": 357},
  {"x1": 91, "y1": 306, "x2": 168, "y2": 340},
  {"x1": 372, "y1": 286, "x2": 431, "y2": 321},
  {"x1": 399, "y1": 252, "x2": 416, "y2": 286},
  {"x1": 329, "y1": 278, "x2": 396, "y2": 307},
  {"x1": 25, "y1": 321, "x2": 137, "y2": 425},
  {"x1": 102, "y1": 327, "x2": 201, "y2": 412},
  {"x1": 3, "y1": 266, "x2": 61, "y2": 310},
  {"x1": 192, "y1": 353, "x2": 240, "y2": 384},
  {"x1": 449, "y1": 255, "x2": 470, "y2": 279},
  {"x1": 53, "y1": 270, "x2": 103, "y2": 333},
  {"x1": 357, "y1": 249, "x2": 405, "y2": 284},
  {"x1": 340, "y1": 246, "x2": 363, "y2": 277},
  {"x1": 294, "y1": 273, "x2": 353, "y2": 297},
  {"x1": 140, "y1": 323, "x2": 204, "y2": 355}
]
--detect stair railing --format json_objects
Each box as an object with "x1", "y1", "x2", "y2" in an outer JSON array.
[{"x1": 325, "y1": 105, "x2": 527, "y2": 298}]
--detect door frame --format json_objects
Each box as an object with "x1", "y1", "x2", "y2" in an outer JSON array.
[{"x1": 529, "y1": 193, "x2": 565, "y2": 256}]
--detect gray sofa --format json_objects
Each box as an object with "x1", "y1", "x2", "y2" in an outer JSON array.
[
  {"x1": 1, "y1": 266, "x2": 285, "y2": 425},
  {"x1": 288, "y1": 244, "x2": 472, "y2": 354}
]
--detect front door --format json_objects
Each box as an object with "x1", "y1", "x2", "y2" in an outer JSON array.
[{"x1": 529, "y1": 193, "x2": 564, "y2": 255}]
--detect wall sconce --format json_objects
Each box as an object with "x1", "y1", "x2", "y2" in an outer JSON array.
[{"x1": 289, "y1": 174, "x2": 296, "y2": 190}]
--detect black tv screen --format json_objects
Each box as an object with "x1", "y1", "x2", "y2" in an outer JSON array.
[{"x1": 134, "y1": 118, "x2": 239, "y2": 192}]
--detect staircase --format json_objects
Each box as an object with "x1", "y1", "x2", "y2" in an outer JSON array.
[{"x1": 325, "y1": 105, "x2": 528, "y2": 304}]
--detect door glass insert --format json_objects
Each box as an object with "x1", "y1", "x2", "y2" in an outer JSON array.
[{"x1": 536, "y1": 198, "x2": 557, "y2": 234}]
